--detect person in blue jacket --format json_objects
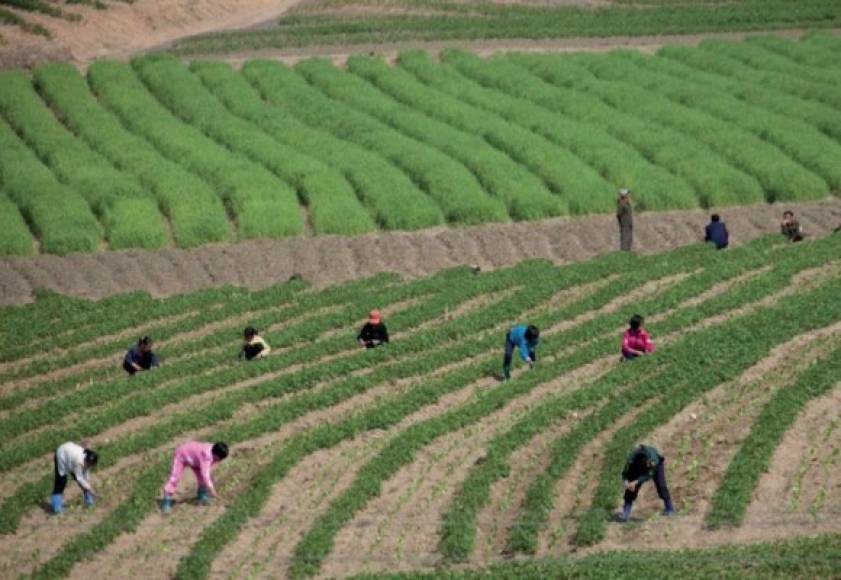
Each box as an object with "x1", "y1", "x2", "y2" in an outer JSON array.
[
  {"x1": 704, "y1": 214, "x2": 729, "y2": 250},
  {"x1": 502, "y1": 324, "x2": 539, "y2": 380}
]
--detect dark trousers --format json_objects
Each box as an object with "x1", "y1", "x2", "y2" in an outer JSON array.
[
  {"x1": 123, "y1": 353, "x2": 154, "y2": 375},
  {"x1": 620, "y1": 225, "x2": 633, "y2": 251},
  {"x1": 503, "y1": 333, "x2": 535, "y2": 378},
  {"x1": 362, "y1": 340, "x2": 383, "y2": 349},
  {"x1": 52, "y1": 454, "x2": 77, "y2": 495},
  {"x1": 624, "y1": 460, "x2": 671, "y2": 506}
]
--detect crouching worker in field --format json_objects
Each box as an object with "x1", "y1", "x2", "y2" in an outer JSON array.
[
  {"x1": 161, "y1": 441, "x2": 229, "y2": 513},
  {"x1": 781, "y1": 210, "x2": 804, "y2": 242},
  {"x1": 51, "y1": 442, "x2": 98, "y2": 514},
  {"x1": 618, "y1": 444, "x2": 675, "y2": 522},
  {"x1": 704, "y1": 214, "x2": 729, "y2": 250},
  {"x1": 123, "y1": 336, "x2": 159, "y2": 375},
  {"x1": 622, "y1": 315, "x2": 655, "y2": 362},
  {"x1": 239, "y1": 326, "x2": 271, "y2": 360},
  {"x1": 502, "y1": 324, "x2": 539, "y2": 380},
  {"x1": 358, "y1": 309, "x2": 389, "y2": 349}
]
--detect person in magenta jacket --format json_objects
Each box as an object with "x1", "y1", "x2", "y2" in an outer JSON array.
[
  {"x1": 622, "y1": 314, "x2": 655, "y2": 361},
  {"x1": 161, "y1": 441, "x2": 229, "y2": 513}
]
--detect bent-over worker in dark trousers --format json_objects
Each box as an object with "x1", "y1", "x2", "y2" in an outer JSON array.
[
  {"x1": 502, "y1": 324, "x2": 539, "y2": 380},
  {"x1": 123, "y1": 336, "x2": 159, "y2": 375},
  {"x1": 618, "y1": 444, "x2": 675, "y2": 522},
  {"x1": 358, "y1": 309, "x2": 389, "y2": 349},
  {"x1": 52, "y1": 442, "x2": 98, "y2": 514}
]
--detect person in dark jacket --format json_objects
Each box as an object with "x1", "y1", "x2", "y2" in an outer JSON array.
[
  {"x1": 618, "y1": 444, "x2": 675, "y2": 522},
  {"x1": 123, "y1": 336, "x2": 159, "y2": 375},
  {"x1": 781, "y1": 211, "x2": 804, "y2": 242},
  {"x1": 704, "y1": 214, "x2": 729, "y2": 249},
  {"x1": 617, "y1": 188, "x2": 634, "y2": 252},
  {"x1": 358, "y1": 309, "x2": 389, "y2": 349},
  {"x1": 238, "y1": 327, "x2": 271, "y2": 360},
  {"x1": 502, "y1": 324, "x2": 539, "y2": 380}
]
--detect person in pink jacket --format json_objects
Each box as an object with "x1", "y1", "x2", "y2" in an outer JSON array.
[
  {"x1": 622, "y1": 314, "x2": 655, "y2": 361},
  {"x1": 161, "y1": 441, "x2": 229, "y2": 513}
]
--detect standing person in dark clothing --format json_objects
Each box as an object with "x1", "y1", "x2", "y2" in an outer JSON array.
[
  {"x1": 502, "y1": 324, "x2": 539, "y2": 380},
  {"x1": 239, "y1": 327, "x2": 271, "y2": 360},
  {"x1": 617, "y1": 188, "x2": 634, "y2": 252},
  {"x1": 781, "y1": 211, "x2": 804, "y2": 242},
  {"x1": 358, "y1": 309, "x2": 389, "y2": 349},
  {"x1": 123, "y1": 336, "x2": 159, "y2": 375},
  {"x1": 704, "y1": 214, "x2": 729, "y2": 250},
  {"x1": 618, "y1": 444, "x2": 675, "y2": 522}
]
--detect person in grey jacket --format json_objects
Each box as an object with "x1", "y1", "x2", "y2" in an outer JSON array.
[{"x1": 617, "y1": 188, "x2": 634, "y2": 251}]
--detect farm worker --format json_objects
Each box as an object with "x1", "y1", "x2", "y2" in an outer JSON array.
[
  {"x1": 161, "y1": 441, "x2": 229, "y2": 513},
  {"x1": 704, "y1": 213, "x2": 729, "y2": 250},
  {"x1": 621, "y1": 314, "x2": 655, "y2": 361},
  {"x1": 239, "y1": 326, "x2": 271, "y2": 360},
  {"x1": 123, "y1": 335, "x2": 159, "y2": 375},
  {"x1": 502, "y1": 324, "x2": 539, "y2": 380},
  {"x1": 781, "y1": 210, "x2": 804, "y2": 242},
  {"x1": 357, "y1": 309, "x2": 390, "y2": 349},
  {"x1": 51, "y1": 442, "x2": 98, "y2": 514},
  {"x1": 616, "y1": 188, "x2": 634, "y2": 252},
  {"x1": 618, "y1": 444, "x2": 675, "y2": 521}
]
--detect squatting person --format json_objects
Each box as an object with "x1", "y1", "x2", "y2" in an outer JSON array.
[
  {"x1": 622, "y1": 314, "x2": 655, "y2": 361},
  {"x1": 162, "y1": 441, "x2": 229, "y2": 513},
  {"x1": 618, "y1": 444, "x2": 675, "y2": 522},
  {"x1": 704, "y1": 213, "x2": 729, "y2": 250},
  {"x1": 781, "y1": 210, "x2": 804, "y2": 242},
  {"x1": 123, "y1": 336, "x2": 159, "y2": 375},
  {"x1": 51, "y1": 441, "x2": 98, "y2": 514},
  {"x1": 358, "y1": 309, "x2": 390, "y2": 349},
  {"x1": 239, "y1": 326, "x2": 271, "y2": 360},
  {"x1": 502, "y1": 324, "x2": 539, "y2": 380}
]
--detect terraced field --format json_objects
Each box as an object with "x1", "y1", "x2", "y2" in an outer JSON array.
[
  {"x1": 1, "y1": 232, "x2": 840, "y2": 579},
  {"x1": 1, "y1": 34, "x2": 841, "y2": 256}
]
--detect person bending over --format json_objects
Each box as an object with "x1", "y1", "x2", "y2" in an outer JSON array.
[
  {"x1": 123, "y1": 336, "x2": 159, "y2": 375},
  {"x1": 51, "y1": 442, "x2": 98, "y2": 514},
  {"x1": 239, "y1": 326, "x2": 271, "y2": 360},
  {"x1": 618, "y1": 444, "x2": 675, "y2": 522},
  {"x1": 162, "y1": 441, "x2": 229, "y2": 513},
  {"x1": 502, "y1": 324, "x2": 539, "y2": 380}
]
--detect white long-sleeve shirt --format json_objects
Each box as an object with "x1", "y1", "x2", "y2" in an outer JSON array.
[{"x1": 56, "y1": 442, "x2": 93, "y2": 492}]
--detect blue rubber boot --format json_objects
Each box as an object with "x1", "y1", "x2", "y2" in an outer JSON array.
[
  {"x1": 618, "y1": 503, "x2": 632, "y2": 522},
  {"x1": 161, "y1": 495, "x2": 172, "y2": 514},
  {"x1": 50, "y1": 493, "x2": 64, "y2": 514},
  {"x1": 196, "y1": 487, "x2": 210, "y2": 505},
  {"x1": 83, "y1": 491, "x2": 95, "y2": 507},
  {"x1": 663, "y1": 498, "x2": 676, "y2": 516}
]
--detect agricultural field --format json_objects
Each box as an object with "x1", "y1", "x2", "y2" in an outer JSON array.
[
  {"x1": 1, "y1": 33, "x2": 841, "y2": 257},
  {"x1": 0, "y1": 231, "x2": 840, "y2": 579}
]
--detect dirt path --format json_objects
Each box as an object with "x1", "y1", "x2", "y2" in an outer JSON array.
[{"x1": 4, "y1": 200, "x2": 838, "y2": 306}]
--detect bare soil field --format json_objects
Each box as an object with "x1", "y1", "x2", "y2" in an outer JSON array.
[{"x1": 1, "y1": 199, "x2": 839, "y2": 306}]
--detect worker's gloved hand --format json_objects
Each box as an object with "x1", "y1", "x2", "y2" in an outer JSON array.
[{"x1": 83, "y1": 491, "x2": 95, "y2": 507}]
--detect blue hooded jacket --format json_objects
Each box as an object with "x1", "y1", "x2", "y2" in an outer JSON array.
[
  {"x1": 705, "y1": 221, "x2": 729, "y2": 249},
  {"x1": 508, "y1": 324, "x2": 539, "y2": 361}
]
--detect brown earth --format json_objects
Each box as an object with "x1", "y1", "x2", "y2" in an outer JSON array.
[{"x1": 3, "y1": 199, "x2": 840, "y2": 306}]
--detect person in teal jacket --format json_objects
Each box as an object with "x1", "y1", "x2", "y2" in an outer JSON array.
[
  {"x1": 502, "y1": 324, "x2": 539, "y2": 380},
  {"x1": 618, "y1": 444, "x2": 675, "y2": 522}
]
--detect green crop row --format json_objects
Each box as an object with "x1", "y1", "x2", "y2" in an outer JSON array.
[
  {"x1": 0, "y1": 71, "x2": 170, "y2": 249},
  {"x1": 0, "y1": 191, "x2": 34, "y2": 256},
  {"x1": 190, "y1": 60, "x2": 443, "y2": 231},
  {"x1": 0, "y1": 117, "x2": 102, "y2": 254},
  {"x1": 613, "y1": 49, "x2": 841, "y2": 191},
  {"x1": 131, "y1": 56, "x2": 376, "y2": 236},
  {"x1": 353, "y1": 532, "x2": 841, "y2": 579},
  {"x1": 168, "y1": 1, "x2": 841, "y2": 56},
  {"x1": 438, "y1": 237, "x2": 788, "y2": 560},
  {"x1": 574, "y1": 264, "x2": 841, "y2": 547},
  {"x1": 302, "y1": 56, "x2": 572, "y2": 220},
  {"x1": 241, "y1": 59, "x2": 509, "y2": 226},
  {"x1": 452, "y1": 51, "x2": 762, "y2": 210},
  {"x1": 518, "y1": 52, "x2": 830, "y2": 203},
  {"x1": 708, "y1": 345, "x2": 841, "y2": 527},
  {"x1": 86, "y1": 60, "x2": 303, "y2": 239},
  {"x1": 32, "y1": 63, "x2": 232, "y2": 248},
  {"x1": 393, "y1": 50, "x2": 691, "y2": 214}
]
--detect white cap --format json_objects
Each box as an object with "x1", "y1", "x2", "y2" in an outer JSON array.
[{"x1": 619, "y1": 188, "x2": 630, "y2": 196}]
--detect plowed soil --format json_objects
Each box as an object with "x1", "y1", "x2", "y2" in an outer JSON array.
[{"x1": 2, "y1": 199, "x2": 840, "y2": 306}]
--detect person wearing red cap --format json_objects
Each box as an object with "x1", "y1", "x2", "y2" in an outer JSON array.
[{"x1": 358, "y1": 309, "x2": 390, "y2": 349}]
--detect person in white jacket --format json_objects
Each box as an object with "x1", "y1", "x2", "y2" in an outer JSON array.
[{"x1": 52, "y1": 442, "x2": 98, "y2": 514}]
